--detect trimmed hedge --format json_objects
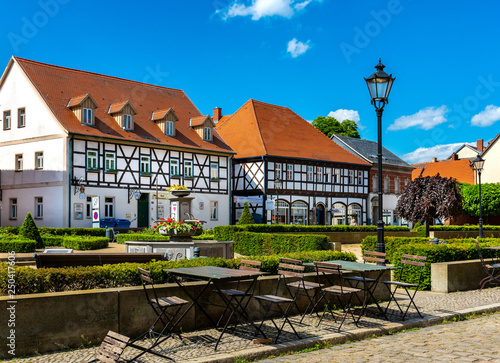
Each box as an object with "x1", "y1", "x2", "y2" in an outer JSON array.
[
  {"x1": 0, "y1": 250, "x2": 356, "y2": 295},
  {"x1": 42, "y1": 236, "x2": 64, "y2": 247},
  {"x1": 0, "y1": 227, "x2": 20, "y2": 235},
  {"x1": 62, "y1": 237, "x2": 109, "y2": 250},
  {"x1": 0, "y1": 239, "x2": 37, "y2": 253},
  {"x1": 38, "y1": 227, "x2": 107, "y2": 236},
  {"x1": 116, "y1": 234, "x2": 170, "y2": 244},
  {"x1": 429, "y1": 225, "x2": 500, "y2": 231},
  {"x1": 234, "y1": 232, "x2": 330, "y2": 255},
  {"x1": 214, "y1": 224, "x2": 410, "y2": 241}
]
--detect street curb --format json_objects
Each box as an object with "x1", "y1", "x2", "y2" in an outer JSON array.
[{"x1": 189, "y1": 302, "x2": 500, "y2": 363}]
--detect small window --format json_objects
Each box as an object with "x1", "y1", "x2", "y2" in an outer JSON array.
[
  {"x1": 204, "y1": 127, "x2": 212, "y2": 141},
  {"x1": 316, "y1": 167, "x2": 323, "y2": 183},
  {"x1": 35, "y1": 197, "x2": 43, "y2": 218},
  {"x1": 372, "y1": 175, "x2": 378, "y2": 192},
  {"x1": 123, "y1": 114, "x2": 132, "y2": 130},
  {"x1": 357, "y1": 171, "x2": 363, "y2": 185},
  {"x1": 86, "y1": 196, "x2": 93, "y2": 219},
  {"x1": 334, "y1": 169, "x2": 341, "y2": 184},
  {"x1": 170, "y1": 159, "x2": 180, "y2": 176},
  {"x1": 325, "y1": 168, "x2": 331, "y2": 183},
  {"x1": 10, "y1": 198, "x2": 17, "y2": 219},
  {"x1": 384, "y1": 176, "x2": 390, "y2": 193},
  {"x1": 307, "y1": 166, "x2": 314, "y2": 182},
  {"x1": 104, "y1": 197, "x2": 114, "y2": 218},
  {"x1": 348, "y1": 170, "x2": 354, "y2": 184},
  {"x1": 35, "y1": 151, "x2": 43, "y2": 170},
  {"x1": 104, "y1": 152, "x2": 116, "y2": 172},
  {"x1": 210, "y1": 201, "x2": 218, "y2": 220},
  {"x1": 395, "y1": 177, "x2": 401, "y2": 194},
  {"x1": 86, "y1": 150, "x2": 98, "y2": 170},
  {"x1": 275, "y1": 163, "x2": 282, "y2": 180},
  {"x1": 287, "y1": 164, "x2": 293, "y2": 180},
  {"x1": 15, "y1": 154, "x2": 23, "y2": 171},
  {"x1": 83, "y1": 108, "x2": 93, "y2": 125},
  {"x1": 165, "y1": 121, "x2": 174, "y2": 136},
  {"x1": 210, "y1": 162, "x2": 219, "y2": 180},
  {"x1": 18, "y1": 108, "x2": 25, "y2": 128},
  {"x1": 184, "y1": 160, "x2": 193, "y2": 178},
  {"x1": 3, "y1": 110, "x2": 11, "y2": 130},
  {"x1": 140, "y1": 155, "x2": 151, "y2": 174}
]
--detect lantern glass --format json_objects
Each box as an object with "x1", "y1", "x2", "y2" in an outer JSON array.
[{"x1": 472, "y1": 156, "x2": 485, "y2": 172}]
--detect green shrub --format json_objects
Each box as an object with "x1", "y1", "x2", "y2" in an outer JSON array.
[
  {"x1": 116, "y1": 234, "x2": 170, "y2": 244},
  {"x1": 237, "y1": 202, "x2": 255, "y2": 225},
  {"x1": 0, "y1": 227, "x2": 20, "y2": 235},
  {"x1": 20, "y1": 212, "x2": 43, "y2": 248},
  {"x1": 361, "y1": 236, "x2": 429, "y2": 261},
  {"x1": 62, "y1": 237, "x2": 109, "y2": 250},
  {"x1": 234, "y1": 232, "x2": 330, "y2": 256},
  {"x1": 192, "y1": 234, "x2": 214, "y2": 240},
  {"x1": 429, "y1": 225, "x2": 500, "y2": 231},
  {"x1": 38, "y1": 227, "x2": 106, "y2": 236},
  {"x1": 0, "y1": 239, "x2": 37, "y2": 253},
  {"x1": 42, "y1": 236, "x2": 64, "y2": 247}
]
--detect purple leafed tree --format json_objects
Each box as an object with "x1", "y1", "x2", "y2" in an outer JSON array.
[{"x1": 395, "y1": 174, "x2": 463, "y2": 237}]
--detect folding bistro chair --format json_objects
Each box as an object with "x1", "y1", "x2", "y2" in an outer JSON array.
[
  {"x1": 81, "y1": 330, "x2": 130, "y2": 363},
  {"x1": 135, "y1": 268, "x2": 188, "y2": 348},
  {"x1": 383, "y1": 254, "x2": 427, "y2": 320},
  {"x1": 343, "y1": 251, "x2": 387, "y2": 309},
  {"x1": 475, "y1": 239, "x2": 500, "y2": 290},
  {"x1": 279, "y1": 257, "x2": 324, "y2": 323},
  {"x1": 216, "y1": 259, "x2": 262, "y2": 328},
  {"x1": 312, "y1": 261, "x2": 362, "y2": 331},
  {"x1": 253, "y1": 260, "x2": 305, "y2": 342}
]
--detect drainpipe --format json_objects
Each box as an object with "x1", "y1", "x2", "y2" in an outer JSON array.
[
  {"x1": 262, "y1": 156, "x2": 267, "y2": 224},
  {"x1": 68, "y1": 136, "x2": 73, "y2": 228}
]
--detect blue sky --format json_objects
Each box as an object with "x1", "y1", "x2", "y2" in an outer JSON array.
[{"x1": 2, "y1": 0, "x2": 500, "y2": 163}]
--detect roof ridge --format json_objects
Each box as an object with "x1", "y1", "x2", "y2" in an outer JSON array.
[{"x1": 14, "y1": 56, "x2": 186, "y2": 95}]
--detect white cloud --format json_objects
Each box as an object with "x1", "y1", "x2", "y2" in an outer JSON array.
[
  {"x1": 328, "y1": 109, "x2": 365, "y2": 130},
  {"x1": 471, "y1": 105, "x2": 500, "y2": 127},
  {"x1": 220, "y1": 0, "x2": 318, "y2": 20},
  {"x1": 287, "y1": 38, "x2": 310, "y2": 58},
  {"x1": 402, "y1": 142, "x2": 473, "y2": 164},
  {"x1": 388, "y1": 106, "x2": 448, "y2": 131}
]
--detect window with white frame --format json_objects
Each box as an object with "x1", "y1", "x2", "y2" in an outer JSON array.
[
  {"x1": 15, "y1": 154, "x2": 23, "y2": 171},
  {"x1": 372, "y1": 175, "x2": 378, "y2": 192},
  {"x1": 83, "y1": 108, "x2": 93, "y2": 125},
  {"x1": 307, "y1": 166, "x2": 314, "y2": 182},
  {"x1": 325, "y1": 167, "x2": 331, "y2": 183},
  {"x1": 384, "y1": 176, "x2": 390, "y2": 193},
  {"x1": 3, "y1": 110, "x2": 11, "y2": 130},
  {"x1": 165, "y1": 121, "x2": 174, "y2": 136},
  {"x1": 287, "y1": 164, "x2": 293, "y2": 180},
  {"x1": 140, "y1": 155, "x2": 151, "y2": 174},
  {"x1": 204, "y1": 127, "x2": 212, "y2": 141},
  {"x1": 170, "y1": 159, "x2": 180, "y2": 176},
  {"x1": 86, "y1": 196, "x2": 93, "y2": 219},
  {"x1": 210, "y1": 162, "x2": 219, "y2": 180},
  {"x1": 86, "y1": 150, "x2": 98, "y2": 170},
  {"x1": 35, "y1": 197, "x2": 43, "y2": 218},
  {"x1": 395, "y1": 177, "x2": 401, "y2": 194},
  {"x1": 10, "y1": 198, "x2": 17, "y2": 219},
  {"x1": 334, "y1": 169, "x2": 340, "y2": 184},
  {"x1": 184, "y1": 160, "x2": 193, "y2": 178},
  {"x1": 104, "y1": 152, "x2": 116, "y2": 172},
  {"x1": 275, "y1": 163, "x2": 282, "y2": 180},
  {"x1": 18, "y1": 108, "x2": 25, "y2": 128},
  {"x1": 357, "y1": 170, "x2": 363, "y2": 185},
  {"x1": 104, "y1": 197, "x2": 114, "y2": 218},
  {"x1": 316, "y1": 167, "x2": 323, "y2": 183},
  {"x1": 210, "y1": 201, "x2": 218, "y2": 220},
  {"x1": 123, "y1": 114, "x2": 132, "y2": 130},
  {"x1": 348, "y1": 170, "x2": 354, "y2": 184},
  {"x1": 35, "y1": 151, "x2": 43, "y2": 170}
]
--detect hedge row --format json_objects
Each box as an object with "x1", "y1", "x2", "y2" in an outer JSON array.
[
  {"x1": 116, "y1": 233, "x2": 170, "y2": 244},
  {"x1": 0, "y1": 250, "x2": 356, "y2": 295},
  {"x1": 429, "y1": 225, "x2": 500, "y2": 231},
  {"x1": 0, "y1": 239, "x2": 37, "y2": 253},
  {"x1": 61, "y1": 237, "x2": 109, "y2": 250},
  {"x1": 39, "y1": 227, "x2": 107, "y2": 236},
  {"x1": 214, "y1": 224, "x2": 410, "y2": 240},
  {"x1": 234, "y1": 232, "x2": 330, "y2": 255}
]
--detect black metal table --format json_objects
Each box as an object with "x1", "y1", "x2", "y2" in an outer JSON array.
[
  {"x1": 165, "y1": 266, "x2": 266, "y2": 350},
  {"x1": 305, "y1": 260, "x2": 399, "y2": 320}
]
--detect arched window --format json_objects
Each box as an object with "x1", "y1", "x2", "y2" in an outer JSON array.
[
  {"x1": 348, "y1": 203, "x2": 362, "y2": 226},
  {"x1": 372, "y1": 174, "x2": 378, "y2": 192},
  {"x1": 395, "y1": 177, "x2": 401, "y2": 194},
  {"x1": 276, "y1": 200, "x2": 289, "y2": 224},
  {"x1": 384, "y1": 176, "x2": 390, "y2": 193},
  {"x1": 332, "y1": 202, "x2": 346, "y2": 225},
  {"x1": 291, "y1": 201, "x2": 308, "y2": 225}
]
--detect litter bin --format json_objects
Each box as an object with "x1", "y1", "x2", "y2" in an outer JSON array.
[
  {"x1": 100, "y1": 218, "x2": 116, "y2": 228},
  {"x1": 115, "y1": 219, "x2": 131, "y2": 228},
  {"x1": 105, "y1": 228, "x2": 114, "y2": 241}
]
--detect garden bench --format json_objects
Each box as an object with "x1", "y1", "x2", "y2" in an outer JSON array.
[{"x1": 33, "y1": 252, "x2": 167, "y2": 268}]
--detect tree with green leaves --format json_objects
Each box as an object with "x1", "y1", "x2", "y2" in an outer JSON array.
[
  {"x1": 20, "y1": 212, "x2": 43, "y2": 248},
  {"x1": 395, "y1": 174, "x2": 463, "y2": 237},
  {"x1": 461, "y1": 183, "x2": 500, "y2": 222},
  {"x1": 237, "y1": 201, "x2": 255, "y2": 225},
  {"x1": 312, "y1": 116, "x2": 360, "y2": 138}
]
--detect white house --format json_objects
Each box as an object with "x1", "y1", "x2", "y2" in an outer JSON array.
[
  {"x1": 478, "y1": 132, "x2": 500, "y2": 184},
  {"x1": 0, "y1": 57, "x2": 234, "y2": 229}
]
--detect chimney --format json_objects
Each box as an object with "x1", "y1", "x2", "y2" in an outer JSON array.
[
  {"x1": 477, "y1": 139, "x2": 484, "y2": 152},
  {"x1": 432, "y1": 157, "x2": 437, "y2": 162},
  {"x1": 451, "y1": 153, "x2": 458, "y2": 160},
  {"x1": 213, "y1": 107, "x2": 222, "y2": 122}
]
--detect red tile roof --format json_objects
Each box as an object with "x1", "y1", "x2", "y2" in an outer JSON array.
[
  {"x1": 13, "y1": 57, "x2": 233, "y2": 154},
  {"x1": 67, "y1": 94, "x2": 92, "y2": 108},
  {"x1": 215, "y1": 99, "x2": 370, "y2": 165},
  {"x1": 108, "y1": 101, "x2": 135, "y2": 115},
  {"x1": 411, "y1": 159, "x2": 474, "y2": 184},
  {"x1": 151, "y1": 108, "x2": 177, "y2": 121},
  {"x1": 190, "y1": 115, "x2": 212, "y2": 127}
]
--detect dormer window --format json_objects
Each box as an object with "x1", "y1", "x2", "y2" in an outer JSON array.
[
  {"x1": 67, "y1": 94, "x2": 98, "y2": 126},
  {"x1": 190, "y1": 115, "x2": 215, "y2": 142},
  {"x1": 204, "y1": 127, "x2": 212, "y2": 141},
  {"x1": 108, "y1": 100, "x2": 137, "y2": 131},
  {"x1": 165, "y1": 121, "x2": 174, "y2": 136},
  {"x1": 152, "y1": 108, "x2": 179, "y2": 137}
]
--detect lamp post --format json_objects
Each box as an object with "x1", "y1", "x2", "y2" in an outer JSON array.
[
  {"x1": 472, "y1": 155, "x2": 485, "y2": 238},
  {"x1": 275, "y1": 178, "x2": 282, "y2": 224},
  {"x1": 365, "y1": 59, "x2": 395, "y2": 263}
]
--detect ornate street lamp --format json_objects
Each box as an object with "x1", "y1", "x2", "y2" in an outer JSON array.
[
  {"x1": 365, "y1": 59, "x2": 395, "y2": 263},
  {"x1": 275, "y1": 178, "x2": 282, "y2": 224},
  {"x1": 472, "y1": 155, "x2": 485, "y2": 238}
]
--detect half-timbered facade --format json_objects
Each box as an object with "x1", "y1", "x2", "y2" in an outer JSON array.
[
  {"x1": 0, "y1": 57, "x2": 234, "y2": 228},
  {"x1": 216, "y1": 100, "x2": 371, "y2": 225}
]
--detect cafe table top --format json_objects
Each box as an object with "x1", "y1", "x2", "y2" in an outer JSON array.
[
  {"x1": 303, "y1": 260, "x2": 399, "y2": 272},
  {"x1": 484, "y1": 246, "x2": 500, "y2": 250},
  {"x1": 164, "y1": 265, "x2": 265, "y2": 282}
]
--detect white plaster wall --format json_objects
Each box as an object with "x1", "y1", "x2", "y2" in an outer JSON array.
[{"x1": 481, "y1": 141, "x2": 500, "y2": 183}]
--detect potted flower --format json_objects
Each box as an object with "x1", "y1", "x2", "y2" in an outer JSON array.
[
  {"x1": 166, "y1": 184, "x2": 191, "y2": 197},
  {"x1": 154, "y1": 218, "x2": 203, "y2": 236}
]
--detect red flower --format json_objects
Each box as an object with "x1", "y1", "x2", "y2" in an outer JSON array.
[
  {"x1": 179, "y1": 221, "x2": 183, "y2": 225},
  {"x1": 166, "y1": 218, "x2": 173, "y2": 223},
  {"x1": 153, "y1": 225, "x2": 157, "y2": 228}
]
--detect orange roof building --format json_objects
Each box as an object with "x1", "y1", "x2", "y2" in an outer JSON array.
[
  {"x1": 216, "y1": 99, "x2": 372, "y2": 225},
  {"x1": 411, "y1": 158, "x2": 474, "y2": 184}
]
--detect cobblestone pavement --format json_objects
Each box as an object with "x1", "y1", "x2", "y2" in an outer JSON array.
[
  {"x1": 260, "y1": 312, "x2": 500, "y2": 363},
  {"x1": 5, "y1": 287, "x2": 500, "y2": 363}
]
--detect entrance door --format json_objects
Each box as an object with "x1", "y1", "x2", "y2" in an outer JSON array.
[
  {"x1": 316, "y1": 204, "x2": 325, "y2": 225},
  {"x1": 137, "y1": 193, "x2": 149, "y2": 228}
]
